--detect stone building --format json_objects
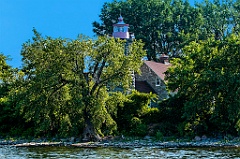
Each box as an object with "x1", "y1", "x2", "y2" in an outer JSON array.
[{"x1": 135, "y1": 55, "x2": 171, "y2": 101}]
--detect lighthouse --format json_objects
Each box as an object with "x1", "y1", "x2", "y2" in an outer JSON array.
[
  {"x1": 112, "y1": 15, "x2": 130, "y2": 39},
  {"x1": 112, "y1": 15, "x2": 135, "y2": 89},
  {"x1": 112, "y1": 15, "x2": 135, "y2": 55}
]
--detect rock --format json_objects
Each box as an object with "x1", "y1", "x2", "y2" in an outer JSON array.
[
  {"x1": 60, "y1": 138, "x2": 68, "y2": 142},
  {"x1": 102, "y1": 135, "x2": 115, "y2": 142},
  {"x1": 75, "y1": 138, "x2": 81, "y2": 143},
  {"x1": 82, "y1": 138, "x2": 89, "y2": 142},
  {"x1": 144, "y1": 135, "x2": 151, "y2": 140},
  {"x1": 194, "y1": 136, "x2": 201, "y2": 141},
  {"x1": 201, "y1": 135, "x2": 207, "y2": 141},
  {"x1": 51, "y1": 138, "x2": 57, "y2": 142},
  {"x1": 70, "y1": 137, "x2": 75, "y2": 142}
]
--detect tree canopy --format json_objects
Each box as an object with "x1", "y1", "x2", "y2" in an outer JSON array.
[
  {"x1": 93, "y1": 0, "x2": 240, "y2": 60},
  {"x1": 17, "y1": 29, "x2": 146, "y2": 140},
  {"x1": 1, "y1": 0, "x2": 240, "y2": 140},
  {"x1": 166, "y1": 34, "x2": 240, "y2": 135}
]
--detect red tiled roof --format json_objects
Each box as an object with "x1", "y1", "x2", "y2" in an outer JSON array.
[{"x1": 143, "y1": 61, "x2": 171, "y2": 80}]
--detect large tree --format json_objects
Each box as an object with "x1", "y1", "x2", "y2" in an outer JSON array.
[
  {"x1": 0, "y1": 54, "x2": 26, "y2": 136},
  {"x1": 93, "y1": 0, "x2": 203, "y2": 60},
  {"x1": 232, "y1": 0, "x2": 240, "y2": 34},
  {"x1": 166, "y1": 34, "x2": 240, "y2": 135},
  {"x1": 19, "y1": 29, "x2": 146, "y2": 140},
  {"x1": 0, "y1": 54, "x2": 13, "y2": 134},
  {"x1": 0, "y1": 54, "x2": 12, "y2": 83},
  {"x1": 196, "y1": 0, "x2": 234, "y2": 40},
  {"x1": 93, "y1": 0, "x2": 240, "y2": 60}
]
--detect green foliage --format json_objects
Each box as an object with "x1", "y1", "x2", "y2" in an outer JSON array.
[
  {"x1": 0, "y1": 54, "x2": 12, "y2": 82},
  {"x1": 116, "y1": 91, "x2": 155, "y2": 136},
  {"x1": 94, "y1": 0, "x2": 240, "y2": 60},
  {"x1": 16, "y1": 29, "x2": 146, "y2": 139},
  {"x1": 155, "y1": 131, "x2": 164, "y2": 141},
  {"x1": 142, "y1": 107, "x2": 160, "y2": 124},
  {"x1": 148, "y1": 95, "x2": 186, "y2": 136},
  {"x1": 3, "y1": 0, "x2": 240, "y2": 139},
  {"x1": 166, "y1": 34, "x2": 240, "y2": 136},
  {"x1": 129, "y1": 117, "x2": 148, "y2": 137},
  {"x1": 0, "y1": 54, "x2": 29, "y2": 137}
]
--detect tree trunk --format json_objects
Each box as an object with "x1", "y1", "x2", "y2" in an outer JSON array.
[{"x1": 82, "y1": 117, "x2": 101, "y2": 142}]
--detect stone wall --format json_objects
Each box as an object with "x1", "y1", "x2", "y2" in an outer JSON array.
[{"x1": 136, "y1": 63, "x2": 168, "y2": 100}]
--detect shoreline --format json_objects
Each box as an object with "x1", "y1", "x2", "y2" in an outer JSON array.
[{"x1": 1, "y1": 138, "x2": 240, "y2": 149}]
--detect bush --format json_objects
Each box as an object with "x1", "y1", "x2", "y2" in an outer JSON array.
[
  {"x1": 115, "y1": 91, "x2": 154, "y2": 136},
  {"x1": 130, "y1": 124, "x2": 148, "y2": 137},
  {"x1": 155, "y1": 131, "x2": 163, "y2": 141}
]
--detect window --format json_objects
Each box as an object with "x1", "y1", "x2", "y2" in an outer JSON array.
[
  {"x1": 118, "y1": 27, "x2": 124, "y2": 32},
  {"x1": 124, "y1": 26, "x2": 128, "y2": 32},
  {"x1": 156, "y1": 78, "x2": 160, "y2": 86},
  {"x1": 114, "y1": 27, "x2": 118, "y2": 32}
]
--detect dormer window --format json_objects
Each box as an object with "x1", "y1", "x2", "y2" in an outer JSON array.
[{"x1": 156, "y1": 78, "x2": 160, "y2": 86}]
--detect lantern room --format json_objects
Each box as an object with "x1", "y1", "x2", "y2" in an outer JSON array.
[{"x1": 112, "y1": 15, "x2": 129, "y2": 39}]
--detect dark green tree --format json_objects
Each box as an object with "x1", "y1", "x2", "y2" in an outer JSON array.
[
  {"x1": 93, "y1": 0, "x2": 203, "y2": 59},
  {"x1": 19, "y1": 29, "x2": 146, "y2": 140},
  {"x1": 116, "y1": 91, "x2": 156, "y2": 136},
  {"x1": 166, "y1": 34, "x2": 240, "y2": 136},
  {"x1": 0, "y1": 54, "x2": 12, "y2": 83},
  {"x1": 0, "y1": 54, "x2": 13, "y2": 135},
  {"x1": 196, "y1": 0, "x2": 234, "y2": 40},
  {"x1": 232, "y1": 0, "x2": 240, "y2": 34},
  {"x1": 0, "y1": 54, "x2": 27, "y2": 136}
]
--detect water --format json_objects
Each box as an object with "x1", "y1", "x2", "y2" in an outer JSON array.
[{"x1": 0, "y1": 145, "x2": 240, "y2": 159}]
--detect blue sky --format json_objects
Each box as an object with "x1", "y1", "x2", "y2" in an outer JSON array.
[
  {"x1": 0, "y1": 0, "x2": 196, "y2": 68},
  {"x1": 0, "y1": 0, "x2": 112, "y2": 68}
]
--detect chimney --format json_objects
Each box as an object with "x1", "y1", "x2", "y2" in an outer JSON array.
[{"x1": 159, "y1": 54, "x2": 170, "y2": 65}]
